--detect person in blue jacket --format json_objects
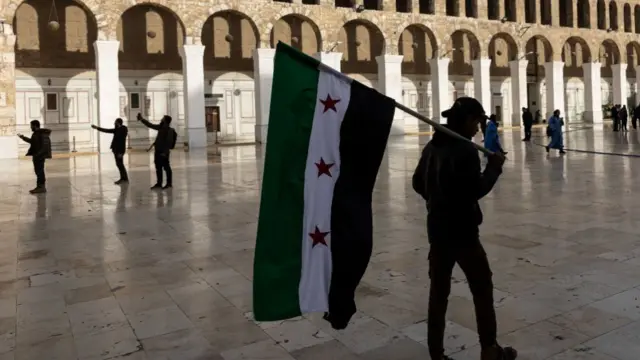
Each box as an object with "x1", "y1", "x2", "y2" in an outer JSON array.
[
  {"x1": 483, "y1": 115, "x2": 506, "y2": 156},
  {"x1": 546, "y1": 109, "x2": 565, "y2": 155}
]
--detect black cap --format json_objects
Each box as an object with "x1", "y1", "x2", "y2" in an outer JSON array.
[{"x1": 441, "y1": 97, "x2": 488, "y2": 120}]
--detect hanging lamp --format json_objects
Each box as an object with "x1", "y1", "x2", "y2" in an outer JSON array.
[{"x1": 48, "y1": 0, "x2": 60, "y2": 31}]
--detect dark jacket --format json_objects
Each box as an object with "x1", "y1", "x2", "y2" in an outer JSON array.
[
  {"x1": 22, "y1": 129, "x2": 52, "y2": 160},
  {"x1": 96, "y1": 125, "x2": 128, "y2": 154},
  {"x1": 412, "y1": 128, "x2": 502, "y2": 243},
  {"x1": 522, "y1": 111, "x2": 533, "y2": 126},
  {"x1": 140, "y1": 118, "x2": 173, "y2": 153}
]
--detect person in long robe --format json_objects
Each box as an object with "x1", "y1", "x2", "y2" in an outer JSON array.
[
  {"x1": 483, "y1": 115, "x2": 506, "y2": 156},
  {"x1": 546, "y1": 109, "x2": 565, "y2": 155}
]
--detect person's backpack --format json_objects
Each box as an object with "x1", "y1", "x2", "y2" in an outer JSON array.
[{"x1": 169, "y1": 128, "x2": 177, "y2": 149}]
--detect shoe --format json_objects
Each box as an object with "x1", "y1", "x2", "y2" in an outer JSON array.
[
  {"x1": 150, "y1": 184, "x2": 162, "y2": 190},
  {"x1": 559, "y1": 150, "x2": 566, "y2": 154},
  {"x1": 29, "y1": 187, "x2": 46, "y2": 194},
  {"x1": 115, "y1": 179, "x2": 129, "y2": 185},
  {"x1": 545, "y1": 146, "x2": 550, "y2": 153},
  {"x1": 481, "y1": 345, "x2": 517, "y2": 360},
  {"x1": 162, "y1": 184, "x2": 172, "y2": 190}
]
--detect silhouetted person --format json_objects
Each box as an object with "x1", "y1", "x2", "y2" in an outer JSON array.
[
  {"x1": 522, "y1": 107, "x2": 533, "y2": 141},
  {"x1": 18, "y1": 120, "x2": 52, "y2": 194},
  {"x1": 546, "y1": 109, "x2": 565, "y2": 155},
  {"x1": 92, "y1": 118, "x2": 129, "y2": 184},
  {"x1": 137, "y1": 113, "x2": 177, "y2": 190},
  {"x1": 479, "y1": 116, "x2": 487, "y2": 141},
  {"x1": 484, "y1": 114, "x2": 507, "y2": 156},
  {"x1": 620, "y1": 105, "x2": 629, "y2": 132},
  {"x1": 634, "y1": 104, "x2": 640, "y2": 129},
  {"x1": 612, "y1": 105, "x2": 619, "y2": 131},
  {"x1": 412, "y1": 97, "x2": 517, "y2": 360}
]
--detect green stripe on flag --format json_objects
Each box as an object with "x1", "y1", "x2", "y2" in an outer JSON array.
[{"x1": 253, "y1": 42, "x2": 321, "y2": 321}]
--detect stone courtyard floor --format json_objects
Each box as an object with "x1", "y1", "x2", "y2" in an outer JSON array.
[{"x1": 0, "y1": 126, "x2": 639, "y2": 359}]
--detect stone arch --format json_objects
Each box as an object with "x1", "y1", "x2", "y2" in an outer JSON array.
[
  {"x1": 524, "y1": 35, "x2": 553, "y2": 78},
  {"x1": 201, "y1": 10, "x2": 259, "y2": 72},
  {"x1": 5, "y1": 0, "x2": 106, "y2": 36},
  {"x1": 338, "y1": 19, "x2": 385, "y2": 74},
  {"x1": 117, "y1": 3, "x2": 186, "y2": 71},
  {"x1": 13, "y1": 0, "x2": 98, "y2": 70},
  {"x1": 398, "y1": 24, "x2": 437, "y2": 74},
  {"x1": 600, "y1": 39, "x2": 621, "y2": 77},
  {"x1": 487, "y1": 32, "x2": 518, "y2": 76},
  {"x1": 269, "y1": 14, "x2": 321, "y2": 56},
  {"x1": 625, "y1": 41, "x2": 640, "y2": 76},
  {"x1": 562, "y1": 37, "x2": 591, "y2": 78},
  {"x1": 263, "y1": 10, "x2": 327, "y2": 51},
  {"x1": 448, "y1": 29, "x2": 481, "y2": 76}
]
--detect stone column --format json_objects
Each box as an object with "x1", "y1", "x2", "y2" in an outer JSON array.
[
  {"x1": 94, "y1": 40, "x2": 120, "y2": 153},
  {"x1": 313, "y1": 52, "x2": 342, "y2": 71},
  {"x1": 472, "y1": 58, "x2": 492, "y2": 117},
  {"x1": 376, "y1": 55, "x2": 404, "y2": 134},
  {"x1": 180, "y1": 44, "x2": 206, "y2": 149},
  {"x1": 0, "y1": 24, "x2": 18, "y2": 159},
  {"x1": 612, "y1": 63, "x2": 628, "y2": 106},
  {"x1": 253, "y1": 48, "x2": 276, "y2": 144},
  {"x1": 582, "y1": 62, "x2": 603, "y2": 124},
  {"x1": 509, "y1": 59, "x2": 528, "y2": 127},
  {"x1": 635, "y1": 66, "x2": 640, "y2": 104},
  {"x1": 429, "y1": 58, "x2": 451, "y2": 124},
  {"x1": 543, "y1": 61, "x2": 565, "y2": 118}
]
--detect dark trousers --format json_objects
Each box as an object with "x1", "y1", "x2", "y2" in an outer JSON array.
[
  {"x1": 613, "y1": 118, "x2": 619, "y2": 131},
  {"x1": 113, "y1": 152, "x2": 128, "y2": 181},
  {"x1": 622, "y1": 118, "x2": 628, "y2": 131},
  {"x1": 32, "y1": 157, "x2": 46, "y2": 187},
  {"x1": 154, "y1": 151, "x2": 172, "y2": 186},
  {"x1": 523, "y1": 123, "x2": 532, "y2": 140},
  {"x1": 428, "y1": 240, "x2": 497, "y2": 359},
  {"x1": 632, "y1": 117, "x2": 637, "y2": 129}
]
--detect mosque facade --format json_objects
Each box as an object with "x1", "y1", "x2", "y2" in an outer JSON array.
[{"x1": 0, "y1": 0, "x2": 637, "y2": 157}]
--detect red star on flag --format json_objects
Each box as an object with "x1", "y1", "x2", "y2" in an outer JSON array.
[
  {"x1": 315, "y1": 158, "x2": 334, "y2": 178},
  {"x1": 319, "y1": 94, "x2": 341, "y2": 113},
  {"x1": 309, "y1": 226, "x2": 329, "y2": 248}
]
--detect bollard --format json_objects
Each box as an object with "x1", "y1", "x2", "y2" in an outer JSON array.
[{"x1": 72, "y1": 136, "x2": 77, "y2": 153}]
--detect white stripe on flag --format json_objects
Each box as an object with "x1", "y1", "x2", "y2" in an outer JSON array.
[{"x1": 298, "y1": 70, "x2": 351, "y2": 313}]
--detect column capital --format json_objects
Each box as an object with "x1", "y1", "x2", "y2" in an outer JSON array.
[
  {"x1": 509, "y1": 59, "x2": 528, "y2": 68},
  {"x1": 254, "y1": 48, "x2": 276, "y2": 60},
  {"x1": 93, "y1": 40, "x2": 120, "y2": 55},
  {"x1": 314, "y1": 52, "x2": 342, "y2": 71},
  {"x1": 429, "y1": 57, "x2": 450, "y2": 67},
  {"x1": 180, "y1": 44, "x2": 205, "y2": 58},
  {"x1": 612, "y1": 63, "x2": 628, "y2": 71},
  {"x1": 583, "y1": 62, "x2": 602, "y2": 69},
  {"x1": 375, "y1": 54, "x2": 403, "y2": 64},
  {"x1": 471, "y1": 58, "x2": 492, "y2": 68}
]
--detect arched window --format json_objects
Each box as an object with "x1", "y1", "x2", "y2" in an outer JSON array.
[
  {"x1": 624, "y1": 4, "x2": 632, "y2": 32},
  {"x1": 577, "y1": 0, "x2": 590, "y2": 28},
  {"x1": 465, "y1": 0, "x2": 477, "y2": 17},
  {"x1": 635, "y1": 5, "x2": 640, "y2": 33},
  {"x1": 609, "y1": 1, "x2": 618, "y2": 30},
  {"x1": 525, "y1": 0, "x2": 536, "y2": 23},
  {"x1": 504, "y1": 0, "x2": 516, "y2": 21},
  {"x1": 446, "y1": 0, "x2": 459, "y2": 15},
  {"x1": 540, "y1": 0, "x2": 552, "y2": 25},
  {"x1": 597, "y1": 0, "x2": 606, "y2": 29},
  {"x1": 363, "y1": 0, "x2": 380, "y2": 10},
  {"x1": 559, "y1": 0, "x2": 574, "y2": 27},
  {"x1": 487, "y1": 0, "x2": 499, "y2": 19},
  {"x1": 419, "y1": 0, "x2": 435, "y2": 13},
  {"x1": 396, "y1": 0, "x2": 410, "y2": 12}
]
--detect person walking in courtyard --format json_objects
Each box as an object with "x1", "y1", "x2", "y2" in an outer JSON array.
[
  {"x1": 633, "y1": 104, "x2": 640, "y2": 129},
  {"x1": 522, "y1": 107, "x2": 533, "y2": 141},
  {"x1": 611, "y1": 104, "x2": 619, "y2": 131},
  {"x1": 136, "y1": 113, "x2": 177, "y2": 190},
  {"x1": 546, "y1": 109, "x2": 565, "y2": 155},
  {"x1": 18, "y1": 120, "x2": 52, "y2": 194},
  {"x1": 620, "y1": 105, "x2": 629, "y2": 132},
  {"x1": 92, "y1": 118, "x2": 129, "y2": 184},
  {"x1": 412, "y1": 97, "x2": 517, "y2": 360},
  {"x1": 484, "y1": 114, "x2": 507, "y2": 156}
]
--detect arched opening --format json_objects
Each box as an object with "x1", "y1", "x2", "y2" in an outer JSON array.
[
  {"x1": 398, "y1": 24, "x2": 436, "y2": 75},
  {"x1": 465, "y1": 0, "x2": 477, "y2": 17},
  {"x1": 397, "y1": 0, "x2": 411, "y2": 12},
  {"x1": 525, "y1": 0, "x2": 536, "y2": 23},
  {"x1": 448, "y1": 30, "x2": 480, "y2": 76},
  {"x1": 504, "y1": 0, "x2": 516, "y2": 21},
  {"x1": 269, "y1": 14, "x2": 321, "y2": 56},
  {"x1": 600, "y1": 39, "x2": 621, "y2": 78},
  {"x1": 540, "y1": 0, "x2": 552, "y2": 25},
  {"x1": 525, "y1": 36, "x2": 553, "y2": 79},
  {"x1": 559, "y1": 0, "x2": 574, "y2": 27},
  {"x1": 338, "y1": 20, "x2": 384, "y2": 74},
  {"x1": 577, "y1": 0, "x2": 590, "y2": 28},
  {"x1": 13, "y1": 0, "x2": 99, "y2": 152},
  {"x1": 117, "y1": 4, "x2": 185, "y2": 70},
  {"x1": 363, "y1": 0, "x2": 381, "y2": 10},
  {"x1": 202, "y1": 11, "x2": 259, "y2": 72},
  {"x1": 597, "y1": 0, "x2": 607, "y2": 29},
  {"x1": 624, "y1": 4, "x2": 632, "y2": 32},
  {"x1": 635, "y1": 5, "x2": 640, "y2": 33},
  {"x1": 419, "y1": 0, "x2": 435, "y2": 14},
  {"x1": 446, "y1": 0, "x2": 460, "y2": 16},
  {"x1": 335, "y1": 0, "x2": 352, "y2": 7},
  {"x1": 625, "y1": 42, "x2": 640, "y2": 77},
  {"x1": 609, "y1": 1, "x2": 618, "y2": 30},
  {"x1": 488, "y1": 33, "x2": 518, "y2": 77},
  {"x1": 562, "y1": 37, "x2": 591, "y2": 77},
  {"x1": 302, "y1": 0, "x2": 319, "y2": 4},
  {"x1": 488, "y1": 0, "x2": 499, "y2": 20}
]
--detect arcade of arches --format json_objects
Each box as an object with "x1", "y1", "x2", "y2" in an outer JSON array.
[{"x1": 0, "y1": 0, "x2": 639, "y2": 157}]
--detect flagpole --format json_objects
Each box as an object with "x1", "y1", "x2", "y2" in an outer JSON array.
[{"x1": 315, "y1": 61, "x2": 494, "y2": 156}]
